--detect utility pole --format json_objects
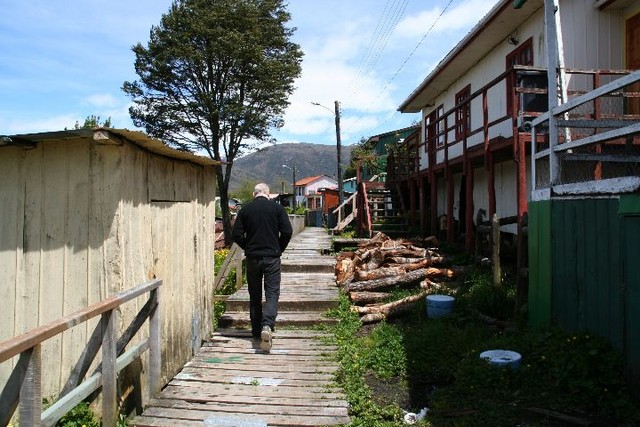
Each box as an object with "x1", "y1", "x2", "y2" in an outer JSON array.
[
  {"x1": 334, "y1": 100, "x2": 343, "y2": 205},
  {"x1": 283, "y1": 164, "x2": 296, "y2": 209},
  {"x1": 312, "y1": 100, "x2": 344, "y2": 205},
  {"x1": 292, "y1": 165, "x2": 297, "y2": 209}
]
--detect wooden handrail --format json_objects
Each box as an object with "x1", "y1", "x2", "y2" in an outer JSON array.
[
  {"x1": 362, "y1": 183, "x2": 373, "y2": 238},
  {"x1": 0, "y1": 279, "x2": 162, "y2": 427},
  {"x1": 213, "y1": 243, "x2": 245, "y2": 293},
  {"x1": 332, "y1": 192, "x2": 358, "y2": 233}
]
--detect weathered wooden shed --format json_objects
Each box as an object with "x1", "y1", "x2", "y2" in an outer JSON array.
[{"x1": 0, "y1": 128, "x2": 218, "y2": 404}]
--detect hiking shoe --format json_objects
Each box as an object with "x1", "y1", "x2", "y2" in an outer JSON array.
[{"x1": 260, "y1": 326, "x2": 272, "y2": 352}]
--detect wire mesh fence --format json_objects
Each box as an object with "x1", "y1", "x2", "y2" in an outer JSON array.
[{"x1": 532, "y1": 70, "x2": 640, "y2": 190}]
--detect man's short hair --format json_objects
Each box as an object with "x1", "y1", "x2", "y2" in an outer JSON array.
[{"x1": 254, "y1": 183, "x2": 270, "y2": 197}]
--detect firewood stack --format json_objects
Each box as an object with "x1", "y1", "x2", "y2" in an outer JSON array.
[{"x1": 335, "y1": 232, "x2": 465, "y2": 324}]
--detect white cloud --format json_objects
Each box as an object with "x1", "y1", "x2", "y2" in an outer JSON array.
[
  {"x1": 86, "y1": 93, "x2": 119, "y2": 109},
  {"x1": 395, "y1": 0, "x2": 498, "y2": 38},
  {"x1": 1, "y1": 113, "x2": 78, "y2": 134}
]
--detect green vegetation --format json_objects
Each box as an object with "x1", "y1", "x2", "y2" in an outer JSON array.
[
  {"x1": 327, "y1": 266, "x2": 640, "y2": 426},
  {"x1": 41, "y1": 399, "x2": 128, "y2": 427},
  {"x1": 285, "y1": 205, "x2": 307, "y2": 215},
  {"x1": 213, "y1": 248, "x2": 245, "y2": 329}
]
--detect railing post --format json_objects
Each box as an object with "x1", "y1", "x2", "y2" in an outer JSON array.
[
  {"x1": 149, "y1": 287, "x2": 161, "y2": 400},
  {"x1": 19, "y1": 344, "x2": 42, "y2": 426},
  {"x1": 235, "y1": 251, "x2": 243, "y2": 291},
  {"x1": 101, "y1": 310, "x2": 117, "y2": 427}
]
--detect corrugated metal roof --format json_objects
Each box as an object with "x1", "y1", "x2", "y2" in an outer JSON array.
[
  {"x1": 398, "y1": 0, "x2": 543, "y2": 113},
  {"x1": 1, "y1": 128, "x2": 220, "y2": 167}
]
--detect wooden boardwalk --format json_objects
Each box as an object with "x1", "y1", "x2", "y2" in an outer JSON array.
[{"x1": 131, "y1": 228, "x2": 350, "y2": 426}]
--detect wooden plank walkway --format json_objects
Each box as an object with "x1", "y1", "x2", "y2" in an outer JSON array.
[
  {"x1": 219, "y1": 227, "x2": 339, "y2": 328},
  {"x1": 131, "y1": 228, "x2": 350, "y2": 426}
]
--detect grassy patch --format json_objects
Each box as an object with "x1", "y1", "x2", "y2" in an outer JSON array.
[{"x1": 328, "y1": 267, "x2": 640, "y2": 426}]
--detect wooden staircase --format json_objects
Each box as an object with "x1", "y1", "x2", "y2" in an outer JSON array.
[
  {"x1": 130, "y1": 228, "x2": 350, "y2": 426},
  {"x1": 217, "y1": 228, "x2": 339, "y2": 329},
  {"x1": 363, "y1": 183, "x2": 409, "y2": 238}
]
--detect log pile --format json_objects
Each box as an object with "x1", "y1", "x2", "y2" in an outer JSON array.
[{"x1": 335, "y1": 232, "x2": 465, "y2": 324}]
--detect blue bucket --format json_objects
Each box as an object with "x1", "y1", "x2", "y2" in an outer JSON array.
[
  {"x1": 426, "y1": 295, "x2": 455, "y2": 318},
  {"x1": 479, "y1": 350, "x2": 522, "y2": 370}
]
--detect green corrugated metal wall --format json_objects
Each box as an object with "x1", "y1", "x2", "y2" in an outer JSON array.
[
  {"x1": 621, "y1": 212, "x2": 640, "y2": 385},
  {"x1": 528, "y1": 200, "x2": 552, "y2": 327},
  {"x1": 529, "y1": 195, "x2": 640, "y2": 386}
]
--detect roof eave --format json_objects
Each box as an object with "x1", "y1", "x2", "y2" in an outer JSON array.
[
  {"x1": 398, "y1": 0, "x2": 543, "y2": 113},
  {"x1": 1, "y1": 128, "x2": 220, "y2": 167}
]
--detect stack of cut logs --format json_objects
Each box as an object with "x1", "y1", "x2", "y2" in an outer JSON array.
[{"x1": 335, "y1": 232, "x2": 465, "y2": 324}]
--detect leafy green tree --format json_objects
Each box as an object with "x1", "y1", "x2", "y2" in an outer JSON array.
[
  {"x1": 343, "y1": 137, "x2": 380, "y2": 180},
  {"x1": 231, "y1": 179, "x2": 257, "y2": 206},
  {"x1": 122, "y1": 0, "x2": 303, "y2": 244},
  {"x1": 71, "y1": 115, "x2": 112, "y2": 130}
]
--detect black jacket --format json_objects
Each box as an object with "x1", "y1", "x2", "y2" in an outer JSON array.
[{"x1": 232, "y1": 196, "x2": 293, "y2": 257}]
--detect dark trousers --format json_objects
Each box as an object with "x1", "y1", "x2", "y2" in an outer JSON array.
[{"x1": 246, "y1": 256, "x2": 281, "y2": 337}]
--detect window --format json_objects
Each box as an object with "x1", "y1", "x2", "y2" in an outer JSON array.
[
  {"x1": 506, "y1": 37, "x2": 534, "y2": 114},
  {"x1": 455, "y1": 86, "x2": 471, "y2": 140},
  {"x1": 425, "y1": 105, "x2": 445, "y2": 152},
  {"x1": 424, "y1": 114, "x2": 432, "y2": 152},
  {"x1": 436, "y1": 105, "x2": 444, "y2": 147}
]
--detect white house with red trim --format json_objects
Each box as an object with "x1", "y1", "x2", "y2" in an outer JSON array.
[
  {"x1": 393, "y1": 0, "x2": 639, "y2": 249},
  {"x1": 294, "y1": 175, "x2": 338, "y2": 210}
]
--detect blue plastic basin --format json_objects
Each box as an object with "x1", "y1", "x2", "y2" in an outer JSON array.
[
  {"x1": 479, "y1": 349, "x2": 522, "y2": 370},
  {"x1": 426, "y1": 295, "x2": 455, "y2": 318}
]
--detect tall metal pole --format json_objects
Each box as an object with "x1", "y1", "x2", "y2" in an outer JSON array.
[
  {"x1": 545, "y1": 0, "x2": 561, "y2": 185},
  {"x1": 292, "y1": 166, "x2": 297, "y2": 210},
  {"x1": 334, "y1": 100, "x2": 343, "y2": 205}
]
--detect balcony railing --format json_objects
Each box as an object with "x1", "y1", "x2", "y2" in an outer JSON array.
[
  {"x1": 389, "y1": 66, "x2": 637, "y2": 182},
  {"x1": 531, "y1": 70, "x2": 640, "y2": 194}
]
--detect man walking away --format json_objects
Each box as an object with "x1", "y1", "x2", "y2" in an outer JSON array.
[{"x1": 232, "y1": 183, "x2": 293, "y2": 352}]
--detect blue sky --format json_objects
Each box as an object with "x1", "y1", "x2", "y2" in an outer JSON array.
[{"x1": 0, "y1": 0, "x2": 499, "y2": 147}]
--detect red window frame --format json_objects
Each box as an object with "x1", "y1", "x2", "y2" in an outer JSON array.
[
  {"x1": 424, "y1": 104, "x2": 444, "y2": 152},
  {"x1": 436, "y1": 105, "x2": 444, "y2": 147},
  {"x1": 506, "y1": 37, "x2": 534, "y2": 114},
  {"x1": 455, "y1": 85, "x2": 471, "y2": 140}
]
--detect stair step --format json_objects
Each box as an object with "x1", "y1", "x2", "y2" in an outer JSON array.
[
  {"x1": 225, "y1": 298, "x2": 339, "y2": 312},
  {"x1": 371, "y1": 224, "x2": 407, "y2": 229},
  {"x1": 218, "y1": 311, "x2": 338, "y2": 329},
  {"x1": 281, "y1": 258, "x2": 335, "y2": 273}
]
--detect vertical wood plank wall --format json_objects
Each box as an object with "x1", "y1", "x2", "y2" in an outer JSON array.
[
  {"x1": 529, "y1": 196, "x2": 640, "y2": 384},
  {"x1": 0, "y1": 138, "x2": 216, "y2": 401}
]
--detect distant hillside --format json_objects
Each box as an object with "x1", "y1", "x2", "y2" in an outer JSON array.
[{"x1": 228, "y1": 143, "x2": 353, "y2": 195}]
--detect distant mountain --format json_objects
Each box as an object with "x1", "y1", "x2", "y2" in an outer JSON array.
[{"x1": 228, "y1": 142, "x2": 353, "y2": 195}]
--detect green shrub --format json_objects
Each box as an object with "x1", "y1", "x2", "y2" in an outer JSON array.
[
  {"x1": 458, "y1": 265, "x2": 516, "y2": 320},
  {"x1": 57, "y1": 402, "x2": 99, "y2": 427}
]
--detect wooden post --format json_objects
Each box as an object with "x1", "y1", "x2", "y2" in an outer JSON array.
[
  {"x1": 429, "y1": 172, "x2": 436, "y2": 235},
  {"x1": 149, "y1": 287, "x2": 161, "y2": 400},
  {"x1": 418, "y1": 176, "x2": 425, "y2": 235},
  {"x1": 492, "y1": 213, "x2": 501, "y2": 288},
  {"x1": 19, "y1": 345, "x2": 42, "y2": 426},
  {"x1": 446, "y1": 168, "x2": 454, "y2": 244},
  {"x1": 101, "y1": 310, "x2": 117, "y2": 427},
  {"x1": 235, "y1": 250, "x2": 243, "y2": 290},
  {"x1": 465, "y1": 163, "x2": 474, "y2": 251}
]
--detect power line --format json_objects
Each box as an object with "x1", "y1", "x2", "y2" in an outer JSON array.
[
  {"x1": 347, "y1": 0, "x2": 409, "y2": 100},
  {"x1": 378, "y1": 0, "x2": 456, "y2": 96},
  {"x1": 348, "y1": 0, "x2": 457, "y2": 135}
]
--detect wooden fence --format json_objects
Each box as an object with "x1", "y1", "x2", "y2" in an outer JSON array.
[{"x1": 0, "y1": 279, "x2": 162, "y2": 427}]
